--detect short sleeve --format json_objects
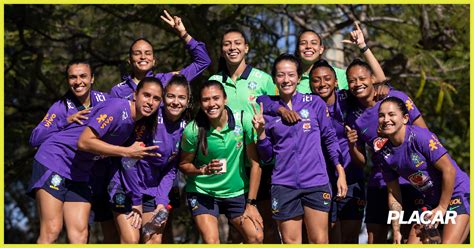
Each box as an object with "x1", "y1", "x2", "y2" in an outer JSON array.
[
  {"x1": 88, "y1": 103, "x2": 122, "y2": 138},
  {"x1": 413, "y1": 127, "x2": 448, "y2": 165},
  {"x1": 391, "y1": 91, "x2": 421, "y2": 123},
  {"x1": 181, "y1": 122, "x2": 198, "y2": 153}
]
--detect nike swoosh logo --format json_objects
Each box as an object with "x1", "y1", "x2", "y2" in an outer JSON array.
[
  {"x1": 448, "y1": 205, "x2": 460, "y2": 211},
  {"x1": 361, "y1": 128, "x2": 368, "y2": 134}
]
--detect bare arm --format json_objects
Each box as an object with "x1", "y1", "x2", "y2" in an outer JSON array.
[
  {"x1": 387, "y1": 179, "x2": 403, "y2": 244},
  {"x1": 77, "y1": 127, "x2": 159, "y2": 159},
  {"x1": 342, "y1": 22, "x2": 386, "y2": 83},
  {"x1": 345, "y1": 125, "x2": 366, "y2": 166},
  {"x1": 428, "y1": 154, "x2": 456, "y2": 224}
]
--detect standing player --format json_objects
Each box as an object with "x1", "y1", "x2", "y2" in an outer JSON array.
[
  {"x1": 179, "y1": 81, "x2": 264, "y2": 244},
  {"x1": 28, "y1": 77, "x2": 162, "y2": 243},
  {"x1": 254, "y1": 54, "x2": 347, "y2": 244},
  {"x1": 208, "y1": 28, "x2": 279, "y2": 243}
]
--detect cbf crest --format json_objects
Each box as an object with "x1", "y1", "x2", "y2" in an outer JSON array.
[
  {"x1": 189, "y1": 198, "x2": 199, "y2": 211},
  {"x1": 271, "y1": 198, "x2": 279, "y2": 213},
  {"x1": 299, "y1": 109, "x2": 310, "y2": 119},
  {"x1": 114, "y1": 193, "x2": 126, "y2": 206},
  {"x1": 411, "y1": 153, "x2": 425, "y2": 168},
  {"x1": 248, "y1": 81, "x2": 257, "y2": 90},
  {"x1": 49, "y1": 174, "x2": 63, "y2": 190}
]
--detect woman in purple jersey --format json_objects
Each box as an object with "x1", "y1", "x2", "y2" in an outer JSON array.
[
  {"x1": 309, "y1": 59, "x2": 366, "y2": 243},
  {"x1": 345, "y1": 59, "x2": 429, "y2": 244},
  {"x1": 27, "y1": 59, "x2": 108, "y2": 244},
  {"x1": 109, "y1": 10, "x2": 210, "y2": 100},
  {"x1": 29, "y1": 59, "x2": 107, "y2": 148},
  {"x1": 254, "y1": 54, "x2": 347, "y2": 244},
  {"x1": 108, "y1": 75, "x2": 190, "y2": 244},
  {"x1": 376, "y1": 97, "x2": 470, "y2": 244}
]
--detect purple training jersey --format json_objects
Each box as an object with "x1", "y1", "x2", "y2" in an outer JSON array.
[
  {"x1": 29, "y1": 90, "x2": 108, "y2": 147},
  {"x1": 112, "y1": 107, "x2": 186, "y2": 206},
  {"x1": 34, "y1": 98, "x2": 135, "y2": 182},
  {"x1": 346, "y1": 89, "x2": 422, "y2": 187},
  {"x1": 375, "y1": 125, "x2": 470, "y2": 207},
  {"x1": 257, "y1": 93, "x2": 342, "y2": 188}
]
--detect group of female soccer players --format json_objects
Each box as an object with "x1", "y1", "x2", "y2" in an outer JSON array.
[{"x1": 28, "y1": 10, "x2": 469, "y2": 244}]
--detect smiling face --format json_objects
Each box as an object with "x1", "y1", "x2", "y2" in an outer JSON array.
[
  {"x1": 274, "y1": 60, "x2": 299, "y2": 98},
  {"x1": 134, "y1": 82, "x2": 162, "y2": 119},
  {"x1": 221, "y1": 32, "x2": 248, "y2": 66},
  {"x1": 129, "y1": 39, "x2": 155, "y2": 74},
  {"x1": 164, "y1": 84, "x2": 189, "y2": 120},
  {"x1": 347, "y1": 65, "x2": 375, "y2": 99},
  {"x1": 67, "y1": 63, "x2": 94, "y2": 99},
  {"x1": 298, "y1": 31, "x2": 324, "y2": 65},
  {"x1": 378, "y1": 101, "x2": 409, "y2": 137},
  {"x1": 200, "y1": 85, "x2": 227, "y2": 121},
  {"x1": 310, "y1": 66, "x2": 337, "y2": 100}
]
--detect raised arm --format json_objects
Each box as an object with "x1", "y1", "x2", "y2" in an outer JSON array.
[
  {"x1": 160, "y1": 10, "x2": 211, "y2": 83},
  {"x1": 342, "y1": 22, "x2": 386, "y2": 83}
]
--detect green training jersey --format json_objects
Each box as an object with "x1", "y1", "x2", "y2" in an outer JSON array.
[
  {"x1": 181, "y1": 109, "x2": 256, "y2": 198},
  {"x1": 209, "y1": 65, "x2": 277, "y2": 114},
  {"x1": 297, "y1": 66, "x2": 348, "y2": 94}
]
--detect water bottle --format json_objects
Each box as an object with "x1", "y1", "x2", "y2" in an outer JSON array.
[
  {"x1": 142, "y1": 205, "x2": 171, "y2": 240},
  {"x1": 420, "y1": 207, "x2": 442, "y2": 244}
]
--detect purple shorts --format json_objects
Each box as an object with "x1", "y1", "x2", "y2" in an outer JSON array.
[
  {"x1": 270, "y1": 183, "x2": 332, "y2": 221},
  {"x1": 27, "y1": 160, "x2": 91, "y2": 203},
  {"x1": 186, "y1": 192, "x2": 246, "y2": 220}
]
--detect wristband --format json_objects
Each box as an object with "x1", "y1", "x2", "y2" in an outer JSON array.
[
  {"x1": 180, "y1": 32, "x2": 189, "y2": 40},
  {"x1": 360, "y1": 45, "x2": 369, "y2": 53},
  {"x1": 246, "y1": 198, "x2": 257, "y2": 206}
]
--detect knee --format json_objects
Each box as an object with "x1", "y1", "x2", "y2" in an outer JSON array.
[
  {"x1": 145, "y1": 235, "x2": 162, "y2": 244},
  {"x1": 281, "y1": 235, "x2": 300, "y2": 244},
  {"x1": 38, "y1": 222, "x2": 63, "y2": 243},
  {"x1": 67, "y1": 226, "x2": 89, "y2": 244},
  {"x1": 245, "y1": 231, "x2": 264, "y2": 244},
  {"x1": 120, "y1": 234, "x2": 140, "y2": 244},
  {"x1": 308, "y1": 234, "x2": 328, "y2": 244},
  {"x1": 202, "y1": 235, "x2": 220, "y2": 244}
]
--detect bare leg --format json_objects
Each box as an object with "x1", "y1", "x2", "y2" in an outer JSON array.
[{"x1": 36, "y1": 189, "x2": 64, "y2": 244}]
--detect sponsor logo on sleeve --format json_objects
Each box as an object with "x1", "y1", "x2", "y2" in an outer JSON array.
[
  {"x1": 96, "y1": 114, "x2": 113, "y2": 129},
  {"x1": 429, "y1": 135, "x2": 442, "y2": 151},
  {"x1": 43, "y1": 113, "x2": 57, "y2": 127},
  {"x1": 405, "y1": 98, "x2": 414, "y2": 111}
]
